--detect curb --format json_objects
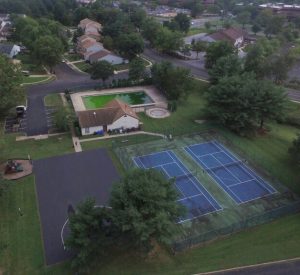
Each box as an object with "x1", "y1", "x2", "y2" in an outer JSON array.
[{"x1": 196, "y1": 257, "x2": 300, "y2": 275}]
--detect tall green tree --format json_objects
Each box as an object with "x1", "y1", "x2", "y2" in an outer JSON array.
[
  {"x1": 0, "y1": 55, "x2": 24, "y2": 115},
  {"x1": 207, "y1": 73, "x2": 286, "y2": 134},
  {"x1": 151, "y1": 61, "x2": 191, "y2": 101},
  {"x1": 110, "y1": 169, "x2": 185, "y2": 248},
  {"x1": 288, "y1": 134, "x2": 300, "y2": 167},
  {"x1": 208, "y1": 54, "x2": 243, "y2": 84},
  {"x1": 129, "y1": 58, "x2": 146, "y2": 81},
  {"x1": 153, "y1": 28, "x2": 183, "y2": 53},
  {"x1": 205, "y1": 41, "x2": 234, "y2": 69},
  {"x1": 90, "y1": 60, "x2": 114, "y2": 82},
  {"x1": 116, "y1": 33, "x2": 144, "y2": 60},
  {"x1": 66, "y1": 198, "x2": 116, "y2": 273},
  {"x1": 173, "y1": 13, "x2": 191, "y2": 33},
  {"x1": 237, "y1": 11, "x2": 251, "y2": 29},
  {"x1": 33, "y1": 35, "x2": 64, "y2": 71}
]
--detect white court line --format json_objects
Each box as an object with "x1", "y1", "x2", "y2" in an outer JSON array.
[
  {"x1": 184, "y1": 146, "x2": 242, "y2": 204},
  {"x1": 212, "y1": 141, "x2": 277, "y2": 194},
  {"x1": 167, "y1": 151, "x2": 221, "y2": 211},
  {"x1": 177, "y1": 193, "x2": 204, "y2": 202},
  {"x1": 60, "y1": 205, "x2": 112, "y2": 248}
]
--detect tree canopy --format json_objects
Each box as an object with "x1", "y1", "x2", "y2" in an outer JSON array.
[
  {"x1": 0, "y1": 55, "x2": 24, "y2": 115},
  {"x1": 110, "y1": 169, "x2": 185, "y2": 248},
  {"x1": 207, "y1": 73, "x2": 287, "y2": 134},
  {"x1": 66, "y1": 198, "x2": 116, "y2": 273},
  {"x1": 288, "y1": 134, "x2": 300, "y2": 167},
  {"x1": 205, "y1": 41, "x2": 234, "y2": 69},
  {"x1": 151, "y1": 61, "x2": 192, "y2": 101},
  {"x1": 90, "y1": 61, "x2": 114, "y2": 82},
  {"x1": 129, "y1": 58, "x2": 146, "y2": 81}
]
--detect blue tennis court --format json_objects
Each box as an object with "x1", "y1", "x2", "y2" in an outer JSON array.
[
  {"x1": 185, "y1": 141, "x2": 277, "y2": 204},
  {"x1": 133, "y1": 150, "x2": 222, "y2": 223}
]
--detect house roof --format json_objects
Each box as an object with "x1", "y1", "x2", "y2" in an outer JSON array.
[
  {"x1": 209, "y1": 27, "x2": 246, "y2": 44},
  {"x1": 80, "y1": 39, "x2": 100, "y2": 50},
  {"x1": 78, "y1": 35, "x2": 95, "y2": 43},
  {"x1": 89, "y1": 49, "x2": 112, "y2": 62},
  {"x1": 78, "y1": 99, "x2": 138, "y2": 128},
  {"x1": 0, "y1": 43, "x2": 13, "y2": 55},
  {"x1": 79, "y1": 18, "x2": 102, "y2": 31}
]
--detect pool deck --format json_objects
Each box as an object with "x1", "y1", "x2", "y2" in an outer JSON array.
[{"x1": 71, "y1": 86, "x2": 167, "y2": 112}]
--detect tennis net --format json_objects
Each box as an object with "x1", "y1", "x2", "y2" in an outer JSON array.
[
  {"x1": 205, "y1": 160, "x2": 244, "y2": 173},
  {"x1": 173, "y1": 172, "x2": 196, "y2": 182}
]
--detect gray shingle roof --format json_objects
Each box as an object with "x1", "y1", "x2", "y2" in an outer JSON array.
[{"x1": 0, "y1": 43, "x2": 13, "y2": 55}]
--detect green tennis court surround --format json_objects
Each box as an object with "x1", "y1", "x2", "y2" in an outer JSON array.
[{"x1": 83, "y1": 91, "x2": 154, "y2": 109}]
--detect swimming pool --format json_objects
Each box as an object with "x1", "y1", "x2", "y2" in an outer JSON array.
[{"x1": 82, "y1": 91, "x2": 154, "y2": 109}]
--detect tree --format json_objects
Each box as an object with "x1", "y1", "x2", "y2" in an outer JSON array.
[
  {"x1": 110, "y1": 169, "x2": 185, "y2": 248},
  {"x1": 255, "y1": 80, "x2": 286, "y2": 129},
  {"x1": 53, "y1": 107, "x2": 74, "y2": 132},
  {"x1": 66, "y1": 198, "x2": 116, "y2": 273},
  {"x1": 252, "y1": 23, "x2": 261, "y2": 35},
  {"x1": 151, "y1": 61, "x2": 192, "y2": 101},
  {"x1": 130, "y1": 8, "x2": 147, "y2": 30},
  {"x1": 207, "y1": 73, "x2": 286, "y2": 134},
  {"x1": 237, "y1": 11, "x2": 251, "y2": 29},
  {"x1": 116, "y1": 33, "x2": 144, "y2": 60},
  {"x1": 141, "y1": 18, "x2": 161, "y2": 46},
  {"x1": 245, "y1": 38, "x2": 281, "y2": 79},
  {"x1": 129, "y1": 58, "x2": 146, "y2": 81},
  {"x1": 173, "y1": 13, "x2": 191, "y2": 33},
  {"x1": 153, "y1": 28, "x2": 183, "y2": 53},
  {"x1": 205, "y1": 41, "x2": 234, "y2": 69},
  {"x1": 288, "y1": 134, "x2": 300, "y2": 167},
  {"x1": 33, "y1": 35, "x2": 64, "y2": 71},
  {"x1": 0, "y1": 55, "x2": 24, "y2": 115},
  {"x1": 90, "y1": 61, "x2": 114, "y2": 82},
  {"x1": 205, "y1": 21, "x2": 211, "y2": 30},
  {"x1": 192, "y1": 41, "x2": 207, "y2": 58},
  {"x1": 208, "y1": 54, "x2": 243, "y2": 84}
]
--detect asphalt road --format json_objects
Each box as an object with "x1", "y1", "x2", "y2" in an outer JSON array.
[
  {"x1": 25, "y1": 53, "x2": 300, "y2": 136},
  {"x1": 286, "y1": 88, "x2": 300, "y2": 103},
  {"x1": 25, "y1": 63, "x2": 127, "y2": 135},
  {"x1": 142, "y1": 47, "x2": 209, "y2": 80}
]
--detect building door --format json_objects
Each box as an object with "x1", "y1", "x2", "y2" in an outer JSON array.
[{"x1": 103, "y1": 125, "x2": 107, "y2": 132}]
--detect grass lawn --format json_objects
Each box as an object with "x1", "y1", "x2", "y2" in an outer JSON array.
[
  {"x1": 64, "y1": 53, "x2": 82, "y2": 62},
  {"x1": 113, "y1": 57, "x2": 150, "y2": 71},
  {"x1": 21, "y1": 76, "x2": 51, "y2": 85},
  {"x1": 187, "y1": 27, "x2": 208, "y2": 36},
  {"x1": 17, "y1": 53, "x2": 45, "y2": 74},
  {"x1": 0, "y1": 128, "x2": 74, "y2": 274},
  {"x1": 44, "y1": 94, "x2": 63, "y2": 107},
  {"x1": 91, "y1": 213, "x2": 300, "y2": 275},
  {"x1": 74, "y1": 61, "x2": 92, "y2": 72},
  {"x1": 0, "y1": 81, "x2": 300, "y2": 274}
]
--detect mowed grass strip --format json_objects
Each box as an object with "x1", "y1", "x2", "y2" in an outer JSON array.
[
  {"x1": 90, "y1": 213, "x2": 300, "y2": 275},
  {"x1": 44, "y1": 94, "x2": 64, "y2": 107}
]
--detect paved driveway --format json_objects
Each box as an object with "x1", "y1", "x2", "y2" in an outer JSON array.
[{"x1": 34, "y1": 148, "x2": 120, "y2": 265}]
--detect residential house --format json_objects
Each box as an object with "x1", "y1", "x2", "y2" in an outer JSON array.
[
  {"x1": 78, "y1": 99, "x2": 140, "y2": 136},
  {"x1": 78, "y1": 18, "x2": 102, "y2": 33},
  {"x1": 0, "y1": 43, "x2": 21, "y2": 58},
  {"x1": 89, "y1": 49, "x2": 126, "y2": 65},
  {"x1": 201, "y1": 27, "x2": 246, "y2": 48},
  {"x1": 76, "y1": 36, "x2": 97, "y2": 52},
  {"x1": 81, "y1": 41, "x2": 104, "y2": 61}
]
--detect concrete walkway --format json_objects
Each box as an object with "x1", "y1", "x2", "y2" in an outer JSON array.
[
  {"x1": 80, "y1": 131, "x2": 165, "y2": 143},
  {"x1": 60, "y1": 92, "x2": 83, "y2": 152}
]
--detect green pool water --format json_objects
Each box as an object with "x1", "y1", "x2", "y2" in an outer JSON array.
[{"x1": 83, "y1": 91, "x2": 154, "y2": 109}]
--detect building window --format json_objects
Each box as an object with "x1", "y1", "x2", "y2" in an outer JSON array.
[{"x1": 85, "y1": 128, "x2": 90, "y2": 134}]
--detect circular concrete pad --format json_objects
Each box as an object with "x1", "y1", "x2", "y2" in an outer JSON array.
[{"x1": 146, "y1": 107, "x2": 170, "y2": 118}]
